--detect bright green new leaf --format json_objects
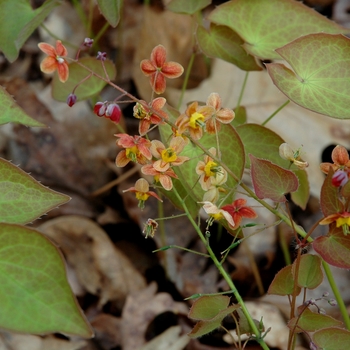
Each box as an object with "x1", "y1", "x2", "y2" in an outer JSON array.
[
  {"x1": 288, "y1": 306, "x2": 342, "y2": 333},
  {"x1": 313, "y1": 328, "x2": 350, "y2": 349},
  {"x1": 249, "y1": 154, "x2": 299, "y2": 202},
  {"x1": 0, "y1": 86, "x2": 45, "y2": 127},
  {"x1": 267, "y1": 265, "x2": 301, "y2": 296},
  {"x1": 208, "y1": 0, "x2": 348, "y2": 60},
  {"x1": 0, "y1": 223, "x2": 93, "y2": 337},
  {"x1": 313, "y1": 225, "x2": 350, "y2": 269},
  {"x1": 267, "y1": 33, "x2": 350, "y2": 119},
  {"x1": 0, "y1": 0, "x2": 59, "y2": 62},
  {"x1": 291, "y1": 169, "x2": 310, "y2": 210},
  {"x1": 0, "y1": 158, "x2": 70, "y2": 224},
  {"x1": 96, "y1": 0, "x2": 122, "y2": 27},
  {"x1": 293, "y1": 254, "x2": 323, "y2": 289},
  {"x1": 167, "y1": 0, "x2": 211, "y2": 14},
  {"x1": 52, "y1": 57, "x2": 116, "y2": 102},
  {"x1": 196, "y1": 24, "x2": 262, "y2": 71}
]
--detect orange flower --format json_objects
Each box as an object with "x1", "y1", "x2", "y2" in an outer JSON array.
[
  {"x1": 141, "y1": 163, "x2": 178, "y2": 191},
  {"x1": 201, "y1": 201, "x2": 236, "y2": 229},
  {"x1": 140, "y1": 45, "x2": 184, "y2": 94},
  {"x1": 38, "y1": 40, "x2": 69, "y2": 82},
  {"x1": 320, "y1": 145, "x2": 350, "y2": 174}
]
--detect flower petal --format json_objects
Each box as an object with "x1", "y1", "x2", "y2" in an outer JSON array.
[
  {"x1": 55, "y1": 40, "x2": 68, "y2": 56},
  {"x1": 56, "y1": 61, "x2": 69, "y2": 82},
  {"x1": 115, "y1": 150, "x2": 130, "y2": 167},
  {"x1": 139, "y1": 119, "x2": 151, "y2": 136},
  {"x1": 332, "y1": 145, "x2": 350, "y2": 165},
  {"x1": 159, "y1": 174, "x2": 173, "y2": 190},
  {"x1": 151, "y1": 97, "x2": 166, "y2": 109},
  {"x1": 150, "y1": 45, "x2": 167, "y2": 68},
  {"x1": 206, "y1": 93, "x2": 221, "y2": 110},
  {"x1": 216, "y1": 109, "x2": 235, "y2": 123},
  {"x1": 150, "y1": 72, "x2": 166, "y2": 94},
  {"x1": 38, "y1": 42, "x2": 56, "y2": 56},
  {"x1": 40, "y1": 56, "x2": 58, "y2": 73},
  {"x1": 161, "y1": 61, "x2": 184, "y2": 79},
  {"x1": 140, "y1": 59, "x2": 156, "y2": 76}
]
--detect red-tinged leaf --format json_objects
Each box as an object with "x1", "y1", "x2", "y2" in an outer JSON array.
[
  {"x1": 267, "y1": 265, "x2": 301, "y2": 296},
  {"x1": 320, "y1": 167, "x2": 343, "y2": 217},
  {"x1": 249, "y1": 154, "x2": 299, "y2": 202},
  {"x1": 166, "y1": 0, "x2": 211, "y2": 14},
  {"x1": 267, "y1": 34, "x2": 350, "y2": 119},
  {"x1": 313, "y1": 327, "x2": 350, "y2": 349},
  {"x1": 288, "y1": 306, "x2": 342, "y2": 334},
  {"x1": 52, "y1": 57, "x2": 116, "y2": 102},
  {"x1": 208, "y1": 0, "x2": 348, "y2": 60},
  {"x1": 188, "y1": 305, "x2": 239, "y2": 338},
  {"x1": 291, "y1": 169, "x2": 309, "y2": 210},
  {"x1": 313, "y1": 224, "x2": 350, "y2": 269},
  {"x1": 196, "y1": 24, "x2": 261, "y2": 72},
  {"x1": 341, "y1": 179, "x2": 350, "y2": 198},
  {"x1": 292, "y1": 254, "x2": 323, "y2": 289},
  {"x1": 188, "y1": 295, "x2": 230, "y2": 320}
]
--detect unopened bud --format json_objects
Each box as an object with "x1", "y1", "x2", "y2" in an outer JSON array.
[
  {"x1": 96, "y1": 51, "x2": 107, "y2": 61},
  {"x1": 66, "y1": 93, "x2": 77, "y2": 107},
  {"x1": 332, "y1": 169, "x2": 348, "y2": 187},
  {"x1": 83, "y1": 38, "x2": 94, "y2": 47},
  {"x1": 93, "y1": 101, "x2": 107, "y2": 117},
  {"x1": 106, "y1": 103, "x2": 121, "y2": 123}
]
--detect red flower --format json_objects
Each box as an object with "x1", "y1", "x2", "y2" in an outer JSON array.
[
  {"x1": 140, "y1": 45, "x2": 184, "y2": 94},
  {"x1": 38, "y1": 40, "x2": 69, "y2": 82},
  {"x1": 141, "y1": 163, "x2": 178, "y2": 191},
  {"x1": 221, "y1": 199, "x2": 258, "y2": 230}
]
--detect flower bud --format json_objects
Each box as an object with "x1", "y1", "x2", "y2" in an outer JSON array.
[
  {"x1": 83, "y1": 38, "x2": 94, "y2": 47},
  {"x1": 279, "y1": 143, "x2": 294, "y2": 161},
  {"x1": 96, "y1": 51, "x2": 107, "y2": 61},
  {"x1": 105, "y1": 103, "x2": 121, "y2": 123},
  {"x1": 93, "y1": 101, "x2": 107, "y2": 117},
  {"x1": 66, "y1": 93, "x2": 77, "y2": 107},
  {"x1": 332, "y1": 169, "x2": 348, "y2": 187},
  {"x1": 328, "y1": 298, "x2": 337, "y2": 306}
]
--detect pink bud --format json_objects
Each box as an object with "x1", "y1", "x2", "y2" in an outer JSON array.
[
  {"x1": 93, "y1": 101, "x2": 107, "y2": 117},
  {"x1": 96, "y1": 51, "x2": 107, "y2": 61},
  {"x1": 83, "y1": 38, "x2": 94, "y2": 47},
  {"x1": 66, "y1": 93, "x2": 77, "y2": 107},
  {"x1": 106, "y1": 103, "x2": 121, "y2": 123},
  {"x1": 332, "y1": 169, "x2": 348, "y2": 187}
]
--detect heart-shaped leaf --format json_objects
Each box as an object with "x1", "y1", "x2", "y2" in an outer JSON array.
[
  {"x1": 267, "y1": 34, "x2": 350, "y2": 119},
  {"x1": 268, "y1": 265, "x2": 301, "y2": 296},
  {"x1": 188, "y1": 295, "x2": 230, "y2": 320},
  {"x1": 196, "y1": 24, "x2": 261, "y2": 71},
  {"x1": 313, "y1": 224, "x2": 350, "y2": 269},
  {"x1": 52, "y1": 57, "x2": 116, "y2": 102},
  {"x1": 96, "y1": 0, "x2": 122, "y2": 27},
  {"x1": 249, "y1": 154, "x2": 299, "y2": 202},
  {"x1": 0, "y1": 158, "x2": 70, "y2": 224},
  {"x1": 208, "y1": 0, "x2": 348, "y2": 60},
  {"x1": 313, "y1": 328, "x2": 350, "y2": 349},
  {"x1": 293, "y1": 254, "x2": 323, "y2": 289},
  {"x1": 0, "y1": 0, "x2": 59, "y2": 62},
  {"x1": 167, "y1": 0, "x2": 211, "y2": 14},
  {"x1": 0, "y1": 223, "x2": 93, "y2": 337},
  {"x1": 0, "y1": 87, "x2": 45, "y2": 127}
]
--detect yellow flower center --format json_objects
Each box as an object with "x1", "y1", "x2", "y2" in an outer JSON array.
[
  {"x1": 336, "y1": 217, "x2": 350, "y2": 227},
  {"x1": 126, "y1": 146, "x2": 139, "y2": 162},
  {"x1": 136, "y1": 192, "x2": 150, "y2": 201},
  {"x1": 211, "y1": 212, "x2": 224, "y2": 221},
  {"x1": 161, "y1": 148, "x2": 177, "y2": 163},
  {"x1": 189, "y1": 112, "x2": 205, "y2": 129},
  {"x1": 134, "y1": 103, "x2": 148, "y2": 120},
  {"x1": 204, "y1": 160, "x2": 218, "y2": 177}
]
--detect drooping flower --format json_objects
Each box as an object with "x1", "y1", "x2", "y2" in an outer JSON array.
[
  {"x1": 150, "y1": 137, "x2": 189, "y2": 172},
  {"x1": 203, "y1": 171, "x2": 228, "y2": 203},
  {"x1": 115, "y1": 134, "x2": 152, "y2": 166},
  {"x1": 221, "y1": 199, "x2": 258, "y2": 230},
  {"x1": 123, "y1": 178, "x2": 162, "y2": 210},
  {"x1": 38, "y1": 40, "x2": 69, "y2": 82},
  {"x1": 201, "y1": 201, "x2": 236, "y2": 229},
  {"x1": 196, "y1": 147, "x2": 227, "y2": 191},
  {"x1": 320, "y1": 145, "x2": 350, "y2": 175},
  {"x1": 140, "y1": 45, "x2": 184, "y2": 94},
  {"x1": 279, "y1": 143, "x2": 309, "y2": 170},
  {"x1": 66, "y1": 93, "x2": 77, "y2": 107},
  {"x1": 204, "y1": 93, "x2": 235, "y2": 134},
  {"x1": 141, "y1": 163, "x2": 178, "y2": 191},
  {"x1": 133, "y1": 97, "x2": 168, "y2": 135},
  {"x1": 143, "y1": 218, "x2": 159, "y2": 238},
  {"x1": 106, "y1": 103, "x2": 121, "y2": 123},
  {"x1": 320, "y1": 211, "x2": 350, "y2": 235}
]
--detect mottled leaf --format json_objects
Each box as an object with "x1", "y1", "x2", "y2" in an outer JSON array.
[
  {"x1": 0, "y1": 158, "x2": 70, "y2": 224},
  {"x1": 267, "y1": 34, "x2": 350, "y2": 119},
  {"x1": 0, "y1": 223, "x2": 93, "y2": 337}
]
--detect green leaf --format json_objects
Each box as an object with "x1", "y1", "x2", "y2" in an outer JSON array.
[
  {"x1": 313, "y1": 327, "x2": 350, "y2": 349},
  {"x1": 291, "y1": 169, "x2": 310, "y2": 210},
  {"x1": 288, "y1": 306, "x2": 342, "y2": 334},
  {"x1": 208, "y1": 0, "x2": 348, "y2": 60},
  {"x1": 188, "y1": 295, "x2": 230, "y2": 320},
  {"x1": 267, "y1": 34, "x2": 350, "y2": 119},
  {"x1": 249, "y1": 154, "x2": 299, "y2": 202},
  {"x1": 293, "y1": 254, "x2": 323, "y2": 289},
  {"x1": 313, "y1": 224, "x2": 350, "y2": 269},
  {"x1": 96, "y1": 0, "x2": 122, "y2": 27},
  {"x1": 0, "y1": 158, "x2": 70, "y2": 224},
  {"x1": 196, "y1": 24, "x2": 262, "y2": 71},
  {"x1": 0, "y1": 0, "x2": 59, "y2": 62},
  {"x1": 231, "y1": 106, "x2": 247, "y2": 127},
  {"x1": 0, "y1": 86, "x2": 45, "y2": 127},
  {"x1": 167, "y1": 0, "x2": 211, "y2": 14},
  {"x1": 320, "y1": 167, "x2": 343, "y2": 217},
  {"x1": 267, "y1": 265, "x2": 301, "y2": 296},
  {"x1": 52, "y1": 57, "x2": 116, "y2": 102},
  {"x1": 0, "y1": 223, "x2": 93, "y2": 337}
]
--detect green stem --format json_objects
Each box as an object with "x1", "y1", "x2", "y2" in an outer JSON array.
[
  {"x1": 177, "y1": 52, "x2": 195, "y2": 110},
  {"x1": 153, "y1": 245, "x2": 210, "y2": 258},
  {"x1": 236, "y1": 71, "x2": 249, "y2": 108},
  {"x1": 171, "y1": 187, "x2": 270, "y2": 349},
  {"x1": 261, "y1": 100, "x2": 290, "y2": 126}
]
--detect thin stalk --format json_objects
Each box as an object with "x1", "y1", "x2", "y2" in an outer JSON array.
[
  {"x1": 171, "y1": 186, "x2": 270, "y2": 349},
  {"x1": 236, "y1": 71, "x2": 249, "y2": 108},
  {"x1": 153, "y1": 245, "x2": 210, "y2": 258},
  {"x1": 261, "y1": 100, "x2": 290, "y2": 126},
  {"x1": 177, "y1": 52, "x2": 195, "y2": 110}
]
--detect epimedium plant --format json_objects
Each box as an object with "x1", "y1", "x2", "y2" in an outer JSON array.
[{"x1": 1, "y1": 0, "x2": 350, "y2": 349}]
